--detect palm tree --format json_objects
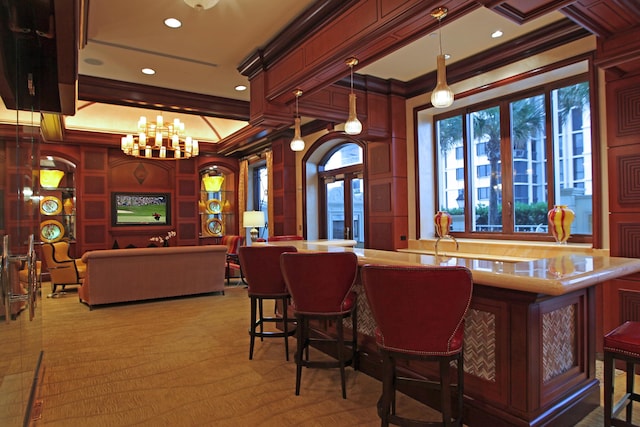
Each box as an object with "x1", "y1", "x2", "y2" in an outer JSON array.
[{"x1": 471, "y1": 106, "x2": 501, "y2": 225}]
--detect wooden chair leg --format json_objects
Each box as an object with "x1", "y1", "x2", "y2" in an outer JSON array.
[
  {"x1": 336, "y1": 318, "x2": 347, "y2": 399},
  {"x1": 440, "y1": 358, "x2": 452, "y2": 426}
]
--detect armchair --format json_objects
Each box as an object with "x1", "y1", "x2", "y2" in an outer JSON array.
[{"x1": 41, "y1": 242, "x2": 86, "y2": 293}]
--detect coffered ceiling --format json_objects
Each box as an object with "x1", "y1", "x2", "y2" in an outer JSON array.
[{"x1": 1, "y1": 0, "x2": 639, "y2": 153}]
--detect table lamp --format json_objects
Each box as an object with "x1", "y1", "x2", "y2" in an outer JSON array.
[{"x1": 243, "y1": 211, "x2": 265, "y2": 243}]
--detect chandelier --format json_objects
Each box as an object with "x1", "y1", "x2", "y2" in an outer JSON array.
[{"x1": 121, "y1": 115, "x2": 199, "y2": 160}]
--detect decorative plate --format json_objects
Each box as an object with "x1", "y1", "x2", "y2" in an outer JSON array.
[
  {"x1": 40, "y1": 220, "x2": 65, "y2": 243},
  {"x1": 205, "y1": 218, "x2": 223, "y2": 237},
  {"x1": 206, "y1": 198, "x2": 221, "y2": 214},
  {"x1": 40, "y1": 196, "x2": 62, "y2": 215}
]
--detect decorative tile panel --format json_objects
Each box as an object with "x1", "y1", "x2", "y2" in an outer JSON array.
[
  {"x1": 542, "y1": 304, "x2": 576, "y2": 382},
  {"x1": 464, "y1": 308, "x2": 496, "y2": 382}
]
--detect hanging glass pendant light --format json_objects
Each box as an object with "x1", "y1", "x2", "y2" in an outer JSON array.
[
  {"x1": 344, "y1": 57, "x2": 362, "y2": 135},
  {"x1": 290, "y1": 89, "x2": 305, "y2": 152},
  {"x1": 430, "y1": 7, "x2": 454, "y2": 108}
]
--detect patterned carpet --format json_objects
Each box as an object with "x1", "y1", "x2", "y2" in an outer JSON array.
[{"x1": 32, "y1": 282, "x2": 629, "y2": 426}]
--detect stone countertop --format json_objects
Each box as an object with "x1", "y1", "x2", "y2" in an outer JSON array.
[{"x1": 269, "y1": 240, "x2": 640, "y2": 296}]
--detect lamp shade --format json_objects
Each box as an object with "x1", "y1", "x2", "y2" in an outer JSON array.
[
  {"x1": 40, "y1": 170, "x2": 64, "y2": 188},
  {"x1": 243, "y1": 211, "x2": 265, "y2": 228},
  {"x1": 203, "y1": 175, "x2": 224, "y2": 192},
  {"x1": 431, "y1": 54, "x2": 454, "y2": 108}
]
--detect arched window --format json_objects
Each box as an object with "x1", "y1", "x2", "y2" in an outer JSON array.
[{"x1": 318, "y1": 143, "x2": 364, "y2": 247}]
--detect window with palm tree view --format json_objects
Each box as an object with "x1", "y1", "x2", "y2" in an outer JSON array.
[{"x1": 435, "y1": 77, "x2": 591, "y2": 240}]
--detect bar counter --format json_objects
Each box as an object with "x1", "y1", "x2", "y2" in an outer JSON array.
[{"x1": 266, "y1": 239, "x2": 640, "y2": 427}]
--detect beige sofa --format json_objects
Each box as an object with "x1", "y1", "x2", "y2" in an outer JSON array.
[{"x1": 79, "y1": 245, "x2": 226, "y2": 308}]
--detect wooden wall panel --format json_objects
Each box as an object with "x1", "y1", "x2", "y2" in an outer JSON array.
[
  {"x1": 369, "y1": 144, "x2": 391, "y2": 175},
  {"x1": 83, "y1": 175, "x2": 105, "y2": 195},
  {"x1": 83, "y1": 200, "x2": 106, "y2": 220},
  {"x1": 270, "y1": 138, "x2": 297, "y2": 237},
  {"x1": 609, "y1": 213, "x2": 640, "y2": 259},
  {"x1": 83, "y1": 150, "x2": 107, "y2": 171},
  {"x1": 608, "y1": 144, "x2": 640, "y2": 213},
  {"x1": 370, "y1": 183, "x2": 392, "y2": 213},
  {"x1": 369, "y1": 221, "x2": 393, "y2": 250},
  {"x1": 77, "y1": 147, "x2": 110, "y2": 252},
  {"x1": 606, "y1": 73, "x2": 640, "y2": 147}
]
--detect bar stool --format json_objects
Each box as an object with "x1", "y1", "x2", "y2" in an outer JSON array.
[
  {"x1": 361, "y1": 264, "x2": 473, "y2": 427},
  {"x1": 238, "y1": 245, "x2": 298, "y2": 361},
  {"x1": 280, "y1": 251, "x2": 359, "y2": 399},
  {"x1": 604, "y1": 321, "x2": 640, "y2": 427}
]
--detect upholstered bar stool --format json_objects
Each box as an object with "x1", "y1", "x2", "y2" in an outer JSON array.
[
  {"x1": 604, "y1": 321, "x2": 640, "y2": 427},
  {"x1": 280, "y1": 251, "x2": 359, "y2": 399},
  {"x1": 361, "y1": 264, "x2": 473, "y2": 427},
  {"x1": 222, "y1": 235, "x2": 244, "y2": 285},
  {"x1": 238, "y1": 245, "x2": 298, "y2": 361}
]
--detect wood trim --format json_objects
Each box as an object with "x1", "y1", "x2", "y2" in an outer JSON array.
[{"x1": 78, "y1": 76, "x2": 250, "y2": 121}]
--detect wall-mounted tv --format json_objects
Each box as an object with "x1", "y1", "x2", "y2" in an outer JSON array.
[{"x1": 112, "y1": 192, "x2": 171, "y2": 226}]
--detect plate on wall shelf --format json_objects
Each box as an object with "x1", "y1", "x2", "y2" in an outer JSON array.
[
  {"x1": 205, "y1": 218, "x2": 223, "y2": 237},
  {"x1": 206, "y1": 198, "x2": 221, "y2": 214},
  {"x1": 40, "y1": 196, "x2": 62, "y2": 215},
  {"x1": 40, "y1": 220, "x2": 65, "y2": 243}
]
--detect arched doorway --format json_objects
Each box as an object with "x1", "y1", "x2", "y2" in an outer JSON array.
[{"x1": 318, "y1": 143, "x2": 364, "y2": 247}]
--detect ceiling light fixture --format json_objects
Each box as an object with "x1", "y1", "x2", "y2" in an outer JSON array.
[
  {"x1": 121, "y1": 115, "x2": 199, "y2": 160},
  {"x1": 290, "y1": 89, "x2": 305, "y2": 152},
  {"x1": 430, "y1": 6, "x2": 454, "y2": 108},
  {"x1": 344, "y1": 57, "x2": 362, "y2": 135},
  {"x1": 164, "y1": 18, "x2": 182, "y2": 29},
  {"x1": 184, "y1": 0, "x2": 219, "y2": 11}
]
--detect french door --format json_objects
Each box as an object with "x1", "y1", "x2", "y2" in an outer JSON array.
[{"x1": 321, "y1": 169, "x2": 364, "y2": 247}]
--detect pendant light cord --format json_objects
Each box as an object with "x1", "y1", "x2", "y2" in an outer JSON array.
[{"x1": 438, "y1": 16, "x2": 443, "y2": 56}]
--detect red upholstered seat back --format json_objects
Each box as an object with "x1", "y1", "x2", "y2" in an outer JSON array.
[
  {"x1": 222, "y1": 235, "x2": 243, "y2": 255},
  {"x1": 280, "y1": 251, "x2": 358, "y2": 315},
  {"x1": 361, "y1": 264, "x2": 473, "y2": 356},
  {"x1": 238, "y1": 245, "x2": 297, "y2": 296}
]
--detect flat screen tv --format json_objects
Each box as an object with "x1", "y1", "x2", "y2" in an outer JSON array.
[{"x1": 112, "y1": 192, "x2": 171, "y2": 226}]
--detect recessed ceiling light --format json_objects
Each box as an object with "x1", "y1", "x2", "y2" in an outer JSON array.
[
  {"x1": 164, "y1": 18, "x2": 182, "y2": 29},
  {"x1": 235, "y1": 85, "x2": 247, "y2": 91},
  {"x1": 491, "y1": 30, "x2": 503, "y2": 39},
  {"x1": 444, "y1": 54, "x2": 451, "y2": 60},
  {"x1": 142, "y1": 68, "x2": 156, "y2": 75}
]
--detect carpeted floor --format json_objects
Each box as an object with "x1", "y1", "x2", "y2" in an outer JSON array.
[{"x1": 33, "y1": 282, "x2": 623, "y2": 426}]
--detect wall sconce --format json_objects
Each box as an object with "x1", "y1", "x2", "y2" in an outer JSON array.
[
  {"x1": 430, "y1": 6, "x2": 454, "y2": 108},
  {"x1": 40, "y1": 169, "x2": 64, "y2": 188},
  {"x1": 344, "y1": 57, "x2": 362, "y2": 135},
  {"x1": 243, "y1": 210, "x2": 265, "y2": 243},
  {"x1": 290, "y1": 89, "x2": 305, "y2": 152}
]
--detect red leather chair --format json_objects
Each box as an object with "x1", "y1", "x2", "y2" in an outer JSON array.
[
  {"x1": 604, "y1": 321, "x2": 640, "y2": 427},
  {"x1": 238, "y1": 245, "x2": 298, "y2": 361},
  {"x1": 361, "y1": 264, "x2": 473, "y2": 427},
  {"x1": 221, "y1": 235, "x2": 244, "y2": 286},
  {"x1": 280, "y1": 251, "x2": 359, "y2": 399},
  {"x1": 268, "y1": 235, "x2": 303, "y2": 242}
]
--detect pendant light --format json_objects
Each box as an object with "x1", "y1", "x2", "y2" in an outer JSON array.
[
  {"x1": 290, "y1": 89, "x2": 305, "y2": 152},
  {"x1": 344, "y1": 57, "x2": 362, "y2": 135},
  {"x1": 430, "y1": 6, "x2": 454, "y2": 108}
]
